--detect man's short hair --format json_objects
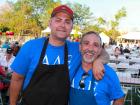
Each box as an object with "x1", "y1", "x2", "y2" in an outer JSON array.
[{"x1": 80, "y1": 31, "x2": 102, "y2": 46}]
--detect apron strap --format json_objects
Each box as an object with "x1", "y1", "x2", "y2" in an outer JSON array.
[
  {"x1": 39, "y1": 37, "x2": 68, "y2": 66},
  {"x1": 64, "y1": 43, "x2": 68, "y2": 66},
  {"x1": 39, "y1": 37, "x2": 49, "y2": 63}
]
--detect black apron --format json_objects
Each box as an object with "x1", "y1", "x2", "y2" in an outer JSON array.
[{"x1": 20, "y1": 38, "x2": 70, "y2": 105}]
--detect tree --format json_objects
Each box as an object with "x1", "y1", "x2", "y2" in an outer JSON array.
[
  {"x1": 14, "y1": 0, "x2": 61, "y2": 28},
  {"x1": 66, "y1": 3, "x2": 93, "y2": 30},
  {"x1": 105, "y1": 29, "x2": 121, "y2": 40},
  {"x1": 115, "y1": 7, "x2": 126, "y2": 21},
  {"x1": 102, "y1": 7, "x2": 127, "y2": 39},
  {"x1": 0, "y1": 0, "x2": 61, "y2": 36},
  {"x1": 0, "y1": 1, "x2": 127, "y2": 39},
  {"x1": 97, "y1": 17, "x2": 106, "y2": 25},
  {"x1": 0, "y1": 1, "x2": 41, "y2": 36}
]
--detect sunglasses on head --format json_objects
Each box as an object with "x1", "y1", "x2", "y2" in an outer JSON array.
[{"x1": 79, "y1": 72, "x2": 89, "y2": 89}]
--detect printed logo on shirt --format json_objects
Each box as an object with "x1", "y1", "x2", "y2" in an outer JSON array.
[
  {"x1": 42, "y1": 54, "x2": 72, "y2": 65},
  {"x1": 93, "y1": 81, "x2": 98, "y2": 96}
]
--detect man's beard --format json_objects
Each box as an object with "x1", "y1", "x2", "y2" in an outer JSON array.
[{"x1": 82, "y1": 50, "x2": 95, "y2": 63}]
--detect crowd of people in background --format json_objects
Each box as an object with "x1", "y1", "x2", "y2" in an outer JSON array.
[
  {"x1": 0, "y1": 39, "x2": 21, "y2": 105},
  {"x1": 0, "y1": 37, "x2": 140, "y2": 105},
  {"x1": 103, "y1": 40, "x2": 140, "y2": 57}
]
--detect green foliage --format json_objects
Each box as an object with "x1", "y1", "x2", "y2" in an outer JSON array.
[
  {"x1": 115, "y1": 7, "x2": 127, "y2": 21},
  {"x1": 105, "y1": 7, "x2": 127, "y2": 39},
  {"x1": 66, "y1": 3, "x2": 93, "y2": 29},
  {"x1": 110, "y1": 20, "x2": 119, "y2": 29},
  {"x1": 0, "y1": 27, "x2": 9, "y2": 32},
  {"x1": 0, "y1": 0, "x2": 61, "y2": 36},
  {"x1": 97, "y1": 17, "x2": 106, "y2": 25},
  {"x1": 0, "y1": 1, "x2": 127, "y2": 39},
  {"x1": 82, "y1": 25, "x2": 103, "y2": 34},
  {"x1": 105, "y1": 29, "x2": 121, "y2": 39}
]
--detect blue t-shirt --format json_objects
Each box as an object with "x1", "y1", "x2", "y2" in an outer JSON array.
[
  {"x1": 11, "y1": 37, "x2": 81, "y2": 90},
  {"x1": 71, "y1": 64, "x2": 124, "y2": 105}
]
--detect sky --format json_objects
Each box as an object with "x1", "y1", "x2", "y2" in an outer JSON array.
[
  {"x1": 0, "y1": 0, "x2": 16, "y2": 4},
  {"x1": 62, "y1": 0, "x2": 140, "y2": 32},
  {"x1": 0, "y1": 0, "x2": 140, "y2": 32}
]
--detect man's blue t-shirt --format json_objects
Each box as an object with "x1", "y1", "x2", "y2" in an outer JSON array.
[
  {"x1": 11, "y1": 37, "x2": 81, "y2": 90},
  {"x1": 71, "y1": 64, "x2": 124, "y2": 105}
]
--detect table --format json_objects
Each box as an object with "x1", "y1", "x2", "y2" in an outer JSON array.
[{"x1": 116, "y1": 70, "x2": 140, "y2": 105}]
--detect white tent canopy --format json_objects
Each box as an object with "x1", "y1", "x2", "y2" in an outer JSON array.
[
  {"x1": 120, "y1": 32, "x2": 140, "y2": 40},
  {"x1": 99, "y1": 32, "x2": 110, "y2": 44}
]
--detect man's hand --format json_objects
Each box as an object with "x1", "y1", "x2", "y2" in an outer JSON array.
[
  {"x1": 113, "y1": 97, "x2": 124, "y2": 105},
  {"x1": 93, "y1": 59, "x2": 104, "y2": 80},
  {"x1": 92, "y1": 48, "x2": 109, "y2": 80}
]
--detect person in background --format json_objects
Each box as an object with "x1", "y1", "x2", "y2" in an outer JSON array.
[
  {"x1": 2, "y1": 41, "x2": 10, "y2": 49},
  {"x1": 123, "y1": 47, "x2": 130, "y2": 54},
  {"x1": 10, "y1": 5, "x2": 109, "y2": 105},
  {"x1": 0, "y1": 47, "x2": 15, "y2": 74},
  {"x1": 11, "y1": 41, "x2": 21, "y2": 57},
  {"x1": 69, "y1": 31, "x2": 124, "y2": 105},
  {"x1": 114, "y1": 47, "x2": 121, "y2": 60},
  {"x1": 0, "y1": 47, "x2": 15, "y2": 105},
  {"x1": 119, "y1": 43, "x2": 123, "y2": 55}
]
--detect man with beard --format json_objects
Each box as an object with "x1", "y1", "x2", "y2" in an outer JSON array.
[
  {"x1": 69, "y1": 31, "x2": 125, "y2": 105},
  {"x1": 10, "y1": 5, "x2": 109, "y2": 105}
]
